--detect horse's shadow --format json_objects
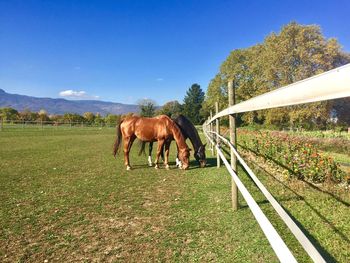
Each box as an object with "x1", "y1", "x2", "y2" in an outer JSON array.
[
  {"x1": 124, "y1": 157, "x2": 217, "y2": 171},
  {"x1": 187, "y1": 157, "x2": 217, "y2": 170}
]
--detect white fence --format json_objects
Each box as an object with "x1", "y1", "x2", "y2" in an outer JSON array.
[
  {"x1": 203, "y1": 63, "x2": 350, "y2": 262},
  {"x1": 0, "y1": 119, "x2": 116, "y2": 131}
]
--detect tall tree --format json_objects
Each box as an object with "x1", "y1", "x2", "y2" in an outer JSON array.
[
  {"x1": 157, "y1": 100, "x2": 183, "y2": 117},
  {"x1": 94, "y1": 113, "x2": 105, "y2": 125},
  {"x1": 0, "y1": 107, "x2": 18, "y2": 120},
  {"x1": 183, "y1": 84, "x2": 205, "y2": 124},
  {"x1": 104, "y1": 114, "x2": 121, "y2": 126},
  {"x1": 138, "y1": 99, "x2": 156, "y2": 117},
  {"x1": 19, "y1": 109, "x2": 38, "y2": 121},
  {"x1": 38, "y1": 109, "x2": 49, "y2": 121},
  {"x1": 63, "y1": 113, "x2": 85, "y2": 123},
  {"x1": 83, "y1": 112, "x2": 95, "y2": 123}
]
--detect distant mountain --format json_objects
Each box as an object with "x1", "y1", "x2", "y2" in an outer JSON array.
[{"x1": 0, "y1": 89, "x2": 139, "y2": 115}]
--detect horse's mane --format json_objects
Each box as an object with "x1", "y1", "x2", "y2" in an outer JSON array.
[
  {"x1": 160, "y1": 115, "x2": 187, "y2": 149},
  {"x1": 174, "y1": 115, "x2": 203, "y2": 150}
]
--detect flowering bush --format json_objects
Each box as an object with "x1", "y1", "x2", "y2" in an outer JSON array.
[{"x1": 238, "y1": 129, "x2": 346, "y2": 184}]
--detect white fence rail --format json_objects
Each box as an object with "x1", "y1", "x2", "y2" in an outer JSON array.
[
  {"x1": 203, "y1": 64, "x2": 350, "y2": 262},
  {"x1": 0, "y1": 119, "x2": 116, "y2": 131},
  {"x1": 208, "y1": 63, "x2": 350, "y2": 122},
  {"x1": 207, "y1": 130, "x2": 325, "y2": 262},
  {"x1": 204, "y1": 129, "x2": 298, "y2": 263}
]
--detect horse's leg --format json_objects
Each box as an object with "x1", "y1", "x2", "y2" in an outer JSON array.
[
  {"x1": 124, "y1": 135, "x2": 136, "y2": 170},
  {"x1": 154, "y1": 140, "x2": 165, "y2": 169},
  {"x1": 148, "y1": 142, "x2": 153, "y2": 167},
  {"x1": 175, "y1": 151, "x2": 180, "y2": 167},
  {"x1": 161, "y1": 143, "x2": 165, "y2": 163},
  {"x1": 175, "y1": 144, "x2": 182, "y2": 169},
  {"x1": 123, "y1": 137, "x2": 131, "y2": 170},
  {"x1": 164, "y1": 140, "x2": 171, "y2": 170}
]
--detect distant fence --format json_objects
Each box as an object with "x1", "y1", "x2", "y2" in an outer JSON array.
[
  {"x1": 203, "y1": 63, "x2": 350, "y2": 262},
  {"x1": 0, "y1": 119, "x2": 117, "y2": 131}
]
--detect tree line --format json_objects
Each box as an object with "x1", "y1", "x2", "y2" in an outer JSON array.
[
  {"x1": 0, "y1": 83, "x2": 206, "y2": 126},
  {"x1": 201, "y1": 22, "x2": 350, "y2": 130},
  {"x1": 138, "y1": 83, "x2": 205, "y2": 124},
  {"x1": 0, "y1": 107, "x2": 124, "y2": 126},
  {"x1": 2, "y1": 23, "x2": 349, "y2": 130}
]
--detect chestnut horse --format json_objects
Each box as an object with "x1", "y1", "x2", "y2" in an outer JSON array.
[
  {"x1": 139, "y1": 114, "x2": 206, "y2": 168},
  {"x1": 113, "y1": 115, "x2": 190, "y2": 170}
]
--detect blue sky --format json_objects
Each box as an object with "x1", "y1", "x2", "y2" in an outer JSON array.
[{"x1": 1, "y1": 0, "x2": 349, "y2": 105}]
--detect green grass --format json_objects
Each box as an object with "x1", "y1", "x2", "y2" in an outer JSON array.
[{"x1": 0, "y1": 129, "x2": 349, "y2": 262}]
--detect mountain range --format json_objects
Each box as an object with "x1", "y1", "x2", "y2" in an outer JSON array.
[{"x1": 0, "y1": 89, "x2": 139, "y2": 115}]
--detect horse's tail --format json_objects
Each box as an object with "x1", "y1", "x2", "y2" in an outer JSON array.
[
  {"x1": 113, "y1": 120, "x2": 123, "y2": 157},
  {"x1": 138, "y1": 141, "x2": 147, "y2": 156}
]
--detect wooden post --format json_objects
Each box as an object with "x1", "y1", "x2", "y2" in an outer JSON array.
[
  {"x1": 207, "y1": 117, "x2": 209, "y2": 135},
  {"x1": 210, "y1": 110, "x2": 214, "y2": 155},
  {"x1": 215, "y1": 102, "x2": 220, "y2": 168},
  {"x1": 228, "y1": 80, "x2": 238, "y2": 211},
  {"x1": 0, "y1": 117, "x2": 3, "y2": 131},
  {"x1": 205, "y1": 116, "x2": 211, "y2": 146},
  {"x1": 207, "y1": 116, "x2": 212, "y2": 153}
]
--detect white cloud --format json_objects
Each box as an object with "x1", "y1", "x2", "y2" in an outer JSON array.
[
  {"x1": 156, "y1": 78, "x2": 164, "y2": 81},
  {"x1": 59, "y1": 90, "x2": 100, "y2": 100}
]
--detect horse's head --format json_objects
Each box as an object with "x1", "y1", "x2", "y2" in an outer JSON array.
[
  {"x1": 195, "y1": 143, "x2": 207, "y2": 168},
  {"x1": 178, "y1": 147, "x2": 190, "y2": 170}
]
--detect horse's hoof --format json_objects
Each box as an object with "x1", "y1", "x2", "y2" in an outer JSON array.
[
  {"x1": 126, "y1": 166, "x2": 132, "y2": 171},
  {"x1": 148, "y1": 162, "x2": 153, "y2": 167},
  {"x1": 165, "y1": 164, "x2": 170, "y2": 170},
  {"x1": 155, "y1": 165, "x2": 159, "y2": 169}
]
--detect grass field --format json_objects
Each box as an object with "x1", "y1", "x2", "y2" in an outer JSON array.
[{"x1": 0, "y1": 129, "x2": 349, "y2": 262}]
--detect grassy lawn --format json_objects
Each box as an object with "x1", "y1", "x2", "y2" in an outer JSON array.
[{"x1": 0, "y1": 129, "x2": 349, "y2": 262}]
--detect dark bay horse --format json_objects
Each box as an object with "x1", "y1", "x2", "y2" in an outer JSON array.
[
  {"x1": 140, "y1": 114, "x2": 207, "y2": 168},
  {"x1": 113, "y1": 115, "x2": 190, "y2": 170}
]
